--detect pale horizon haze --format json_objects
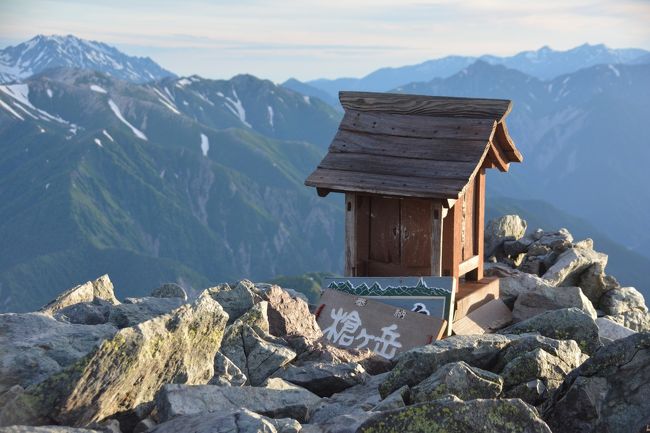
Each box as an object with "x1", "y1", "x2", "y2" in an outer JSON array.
[{"x1": 1, "y1": 0, "x2": 649, "y2": 82}]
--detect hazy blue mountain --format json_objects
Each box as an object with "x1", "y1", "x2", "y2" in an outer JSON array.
[
  {"x1": 0, "y1": 68, "x2": 342, "y2": 312},
  {"x1": 281, "y1": 78, "x2": 341, "y2": 110},
  {"x1": 303, "y1": 44, "x2": 649, "y2": 103},
  {"x1": 396, "y1": 61, "x2": 650, "y2": 261},
  {"x1": 0, "y1": 35, "x2": 176, "y2": 84}
]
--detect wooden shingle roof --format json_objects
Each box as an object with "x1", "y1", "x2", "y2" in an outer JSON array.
[{"x1": 305, "y1": 91, "x2": 523, "y2": 199}]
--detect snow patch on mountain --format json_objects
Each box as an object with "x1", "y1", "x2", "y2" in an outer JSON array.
[
  {"x1": 102, "y1": 129, "x2": 114, "y2": 142},
  {"x1": 46, "y1": 88, "x2": 53, "y2": 98},
  {"x1": 0, "y1": 98, "x2": 24, "y2": 120},
  {"x1": 108, "y1": 99, "x2": 147, "y2": 140},
  {"x1": 90, "y1": 84, "x2": 107, "y2": 94},
  {"x1": 607, "y1": 64, "x2": 620, "y2": 77},
  {"x1": 224, "y1": 89, "x2": 251, "y2": 127},
  {"x1": 94, "y1": 138, "x2": 103, "y2": 147},
  {"x1": 267, "y1": 105, "x2": 274, "y2": 128},
  {"x1": 200, "y1": 133, "x2": 209, "y2": 157}
]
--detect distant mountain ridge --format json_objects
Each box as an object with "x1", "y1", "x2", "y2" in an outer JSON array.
[
  {"x1": 289, "y1": 43, "x2": 650, "y2": 102},
  {"x1": 0, "y1": 34, "x2": 176, "y2": 84}
]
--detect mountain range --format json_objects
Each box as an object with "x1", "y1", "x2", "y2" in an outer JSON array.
[
  {"x1": 286, "y1": 43, "x2": 649, "y2": 101},
  {"x1": 1, "y1": 34, "x2": 649, "y2": 312}
]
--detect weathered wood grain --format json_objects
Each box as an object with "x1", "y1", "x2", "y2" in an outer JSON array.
[
  {"x1": 369, "y1": 197, "x2": 401, "y2": 264},
  {"x1": 488, "y1": 140, "x2": 510, "y2": 172},
  {"x1": 339, "y1": 92, "x2": 512, "y2": 121},
  {"x1": 495, "y1": 121, "x2": 523, "y2": 162},
  {"x1": 329, "y1": 129, "x2": 489, "y2": 162},
  {"x1": 345, "y1": 192, "x2": 357, "y2": 277},
  {"x1": 431, "y1": 200, "x2": 444, "y2": 276},
  {"x1": 305, "y1": 168, "x2": 466, "y2": 198},
  {"x1": 318, "y1": 152, "x2": 477, "y2": 181},
  {"x1": 339, "y1": 110, "x2": 496, "y2": 140}
]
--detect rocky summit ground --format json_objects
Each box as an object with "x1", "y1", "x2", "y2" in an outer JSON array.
[{"x1": 0, "y1": 214, "x2": 649, "y2": 433}]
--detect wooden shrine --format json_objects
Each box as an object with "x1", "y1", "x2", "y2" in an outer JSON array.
[{"x1": 305, "y1": 92, "x2": 523, "y2": 307}]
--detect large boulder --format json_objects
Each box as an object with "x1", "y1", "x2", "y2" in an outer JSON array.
[
  {"x1": 607, "y1": 309, "x2": 650, "y2": 332},
  {"x1": 0, "y1": 312, "x2": 117, "y2": 396},
  {"x1": 379, "y1": 334, "x2": 513, "y2": 398},
  {"x1": 150, "y1": 283, "x2": 187, "y2": 301},
  {"x1": 205, "y1": 280, "x2": 261, "y2": 324},
  {"x1": 220, "y1": 301, "x2": 270, "y2": 376},
  {"x1": 264, "y1": 285, "x2": 322, "y2": 340},
  {"x1": 274, "y1": 361, "x2": 368, "y2": 397},
  {"x1": 595, "y1": 317, "x2": 635, "y2": 343},
  {"x1": 543, "y1": 332, "x2": 650, "y2": 433},
  {"x1": 542, "y1": 246, "x2": 607, "y2": 287},
  {"x1": 0, "y1": 294, "x2": 229, "y2": 427},
  {"x1": 578, "y1": 262, "x2": 616, "y2": 305},
  {"x1": 599, "y1": 286, "x2": 647, "y2": 315},
  {"x1": 512, "y1": 286, "x2": 596, "y2": 322},
  {"x1": 243, "y1": 325, "x2": 296, "y2": 386},
  {"x1": 106, "y1": 297, "x2": 185, "y2": 328},
  {"x1": 500, "y1": 308, "x2": 601, "y2": 354},
  {"x1": 410, "y1": 361, "x2": 503, "y2": 403},
  {"x1": 148, "y1": 409, "x2": 301, "y2": 433},
  {"x1": 357, "y1": 397, "x2": 552, "y2": 433},
  {"x1": 485, "y1": 215, "x2": 527, "y2": 258},
  {"x1": 156, "y1": 383, "x2": 321, "y2": 423},
  {"x1": 484, "y1": 263, "x2": 554, "y2": 308},
  {"x1": 308, "y1": 372, "x2": 386, "y2": 432},
  {"x1": 40, "y1": 275, "x2": 119, "y2": 314}
]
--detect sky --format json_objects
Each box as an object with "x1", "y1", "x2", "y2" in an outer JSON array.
[{"x1": 1, "y1": 0, "x2": 649, "y2": 82}]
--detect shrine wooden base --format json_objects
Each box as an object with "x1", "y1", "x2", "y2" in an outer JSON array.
[{"x1": 454, "y1": 277, "x2": 500, "y2": 321}]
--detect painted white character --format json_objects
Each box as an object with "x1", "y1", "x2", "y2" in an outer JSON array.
[
  {"x1": 412, "y1": 302, "x2": 430, "y2": 315},
  {"x1": 322, "y1": 308, "x2": 362, "y2": 346},
  {"x1": 374, "y1": 324, "x2": 403, "y2": 359}
]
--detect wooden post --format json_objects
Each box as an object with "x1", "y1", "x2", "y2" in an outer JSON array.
[
  {"x1": 442, "y1": 199, "x2": 463, "y2": 278},
  {"x1": 467, "y1": 169, "x2": 485, "y2": 281},
  {"x1": 344, "y1": 192, "x2": 357, "y2": 276},
  {"x1": 431, "y1": 200, "x2": 444, "y2": 276}
]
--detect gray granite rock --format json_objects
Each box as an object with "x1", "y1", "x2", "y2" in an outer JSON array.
[
  {"x1": 543, "y1": 332, "x2": 650, "y2": 433},
  {"x1": 274, "y1": 361, "x2": 368, "y2": 397},
  {"x1": 150, "y1": 283, "x2": 187, "y2": 301},
  {"x1": 410, "y1": 361, "x2": 503, "y2": 402},
  {"x1": 485, "y1": 215, "x2": 527, "y2": 258},
  {"x1": 500, "y1": 308, "x2": 601, "y2": 354},
  {"x1": 512, "y1": 286, "x2": 596, "y2": 322},
  {"x1": 379, "y1": 334, "x2": 513, "y2": 398},
  {"x1": 542, "y1": 246, "x2": 607, "y2": 287},
  {"x1": 40, "y1": 275, "x2": 119, "y2": 314},
  {"x1": 149, "y1": 408, "x2": 300, "y2": 433},
  {"x1": 156, "y1": 383, "x2": 320, "y2": 423},
  {"x1": 358, "y1": 398, "x2": 552, "y2": 433},
  {"x1": 599, "y1": 286, "x2": 647, "y2": 315}
]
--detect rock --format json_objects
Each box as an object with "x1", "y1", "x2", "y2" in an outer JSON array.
[
  {"x1": 505, "y1": 379, "x2": 548, "y2": 406},
  {"x1": 500, "y1": 308, "x2": 601, "y2": 354},
  {"x1": 133, "y1": 418, "x2": 156, "y2": 433},
  {"x1": 107, "y1": 297, "x2": 185, "y2": 328},
  {"x1": 40, "y1": 275, "x2": 120, "y2": 314},
  {"x1": 262, "y1": 377, "x2": 305, "y2": 391},
  {"x1": 358, "y1": 398, "x2": 552, "y2": 433},
  {"x1": 512, "y1": 286, "x2": 596, "y2": 322},
  {"x1": 372, "y1": 386, "x2": 408, "y2": 411},
  {"x1": 289, "y1": 337, "x2": 391, "y2": 376},
  {"x1": 485, "y1": 215, "x2": 527, "y2": 258},
  {"x1": 244, "y1": 325, "x2": 296, "y2": 386},
  {"x1": 595, "y1": 317, "x2": 635, "y2": 343},
  {"x1": 0, "y1": 427, "x2": 100, "y2": 433},
  {"x1": 0, "y1": 294, "x2": 228, "y2": 427},
  {"x1": 542, "y1": 246, "x2": 607, "y2": 287},
  {"x1": 53, "y1": 300, "x2": 112, "y2": 325},
  {"x1": 484, "y1": 263, "x2": 554, "y2": 308},
  {"x1": 220, "y1": 301, "x2": 270, "y2": 376},
  {"x1": 150, "y1": 283, "x2": 187, "y2": 301},
  {"x1": 379, "y1": 334, "x2": 513, "y2": 398},
  {"x1": 534, "y1": 229, "x2": 573, "y2": 251},
  {"x1": 209, "y1": 352, "x2": 247, "y2": 386},
  {"x1": 503, "y1": 235, "x2": 535, "y2": 256},
  {"x1": 264, "y1": 285, "x2": 322, "y2": 340},
  {"x1": 410, "y1": 361, "x2": 503, "y2": 403},
  {"x1": 0, "y1": 312, "x2": 117, "y2": 396},
  {"x1": 274, "y1": 361, "x2": 368, "y2": 397},
  {"x1": 577, "y1": 262, "x2": 610, "y2": 305},
  {"x1": 149, "y1": 408, "x2": 300, "y2": 433},
  {"x1": 206, "y1": 280, "x2": 261, "y2": 324},
  {"x1": 156, "y1": 383, "x2": 321, "y2": 423},
  {"x1": 494, "y1": 334, "x2": 585, "y2": 373},
  {"x1": 501, "y1": 348, "x2": 575, "y2": 392},
  {"x1": 599, "y1": 286, "x2": 647, "y2": 315},
  {"x1": 308, "y1": 373, "x2": 386, "y2": 431},
  {"x1": 543, "y1": 332, "x2": 650, "y2": 433},
  {"x1": 607, "y1": 309, "x2": 650, "y2": 332}
]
